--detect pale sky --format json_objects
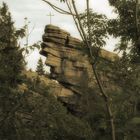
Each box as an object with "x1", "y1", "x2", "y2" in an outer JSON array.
[{"x1": 0, "y1": 0, "x2": 118, "y2": 70}]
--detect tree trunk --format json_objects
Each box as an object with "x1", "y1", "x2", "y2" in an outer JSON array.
[{"x1": 71, "y1": 1, "x2": 116, "y2": 140}]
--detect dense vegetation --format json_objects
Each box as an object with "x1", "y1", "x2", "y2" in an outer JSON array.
[{"x1": 0, "y1": 1, "x2": 140, "y2": 140}]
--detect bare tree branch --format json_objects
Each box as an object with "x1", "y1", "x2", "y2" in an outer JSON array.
[
  {"x1": 71, "y1": 1, "x2": 116, "y2": 139},
  {"x1": 42, "y1": 0, "x2": 75, "y2": 15},
  {"x1": 86, "y1": 0, "x2": 92, "y2": 45},
  {"x1": 66, "y1": 0, "x2": 85, "y2": 41},
  {"x1": 71, "y1": 0, "x2": 95, "y2": 60}
]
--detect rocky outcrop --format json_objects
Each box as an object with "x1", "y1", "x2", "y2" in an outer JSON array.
[
  {"x1": 41, "y1": 25, "x2": 89, "y2": 88},
  {"x1": 22, "y1": 71, "x2": 75, "y2": 102},
  {"x1": 40, "y1": 25, "x2": 119, "y2": 111}
]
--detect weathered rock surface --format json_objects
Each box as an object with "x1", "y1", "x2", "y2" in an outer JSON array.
[
  {"x1": 22, "y1": 71, "x2": 76, "y2": 104},
  {"x1": 40, "y1": 24, "x2": 120, "y2": 108},
  {"x1": 42, "y1": 25, "x2": 88, "y2": 87}
]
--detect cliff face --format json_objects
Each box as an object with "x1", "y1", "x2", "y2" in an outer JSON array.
[
  {"x1": 40, "y1": 24, "x2": 119, "y2": 112},
  {"x1": 41, "y1": 25, "x2": 91, "y2": 88}
]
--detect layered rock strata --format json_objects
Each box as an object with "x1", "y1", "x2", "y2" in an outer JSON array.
[
  {"x1": 40, "y1": 25, "x2": 119, "y2": 111},
  {"x1": 7, "y1": 25, "x2": 120, "y2": 138}
]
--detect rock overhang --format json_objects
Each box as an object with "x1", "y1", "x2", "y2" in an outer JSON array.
[
  {"x1": 39, "y1": 24, "x2": 121, "y2": 115},
  {"x1": 40, "y1": 25, "x2": 119, "y2": 86}
]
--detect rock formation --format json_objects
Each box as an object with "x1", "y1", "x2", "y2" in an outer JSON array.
[
  {"x1": 40, "y1": 25, "x2": 119, "y2": 113},
  {"x1": 0, "y1": 25, "x2": 121, "y2": 139}
]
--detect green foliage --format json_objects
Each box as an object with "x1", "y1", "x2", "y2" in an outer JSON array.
[
  {"x1": 22, "y1": 17, "x2": 41, "y2": 58},
  {"x1": 130, "y1": 117, "x2": 140, "y2": 124},
  {"x1": 36, "y1": 57, "x2": 45, "y2": 75},
  {"x1": 0, "y1": 2, "x2": 25, "y2": 87},
  {"x1": 0, "y1": 1, "x2": 140, "y2": 140},
  {"x1": 108, "y1": 0, "x2": 140, "y2": 56},
  {"x1": 23, "y1": 41, "x2": 41, "y2": 58},
  {"x1": 78, "y1": 84, "x2": 117, "y2": 140},
  {"x1": 0, "y1": 3, "x2": 25, "y2": 140},
  {"x1": 13, "y1": 76, "x2": 94, "y2": 140},
  {"x1": 108, "y1": 0, "x2": 138, "y2": 39},
  {"x1": 106, "y1": 3, "x2": 140, "y2": 138},
  {"x1": 80, "y1": 10, "x2": 108, "y2": 48},
  {"x1": 110, "y1": 53, "x2": 140, "y2": 139}
]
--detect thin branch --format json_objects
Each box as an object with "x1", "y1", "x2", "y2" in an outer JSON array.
[
  {"x1": 86, "y1": 0, "x2": 92, "y2": 45},
  {"x1": 42, "y1": 0, "x2": 75, "y2": 16},
  {"x1": 71, "y1": 1, "x2": 116, "y2": 140},
  {"x1": 136, "y1": 0, "x2": 139, "y2": 38},
  {"x1": 71, "y1": 0, "x2": 95, "y2": 60},
  {"x1": 135, "y1": 0, "x2": 140, "y2": 53},
  {"x1": 28, "y1": 23, "x2": 36, "y2": 37},
  {"x1": 66, "y1": 0, "x2": 85, "y2": 41}
]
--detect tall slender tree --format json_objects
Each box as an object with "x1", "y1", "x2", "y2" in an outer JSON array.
[
  {"x1": 0, "y1": 3, "x2": 25, "y2": 139},
  {"x1": 0, "y1": 3, "x2": 25, "y2": 87}
]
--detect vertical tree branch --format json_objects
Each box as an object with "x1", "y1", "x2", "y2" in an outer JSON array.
[
  {"x1": 135, "y1": 0, "x2": 140, "y2": 52},
  {"x1": 71, "y1": 0, "x2": 94, "y2": 60},
  {"x1": 71, "y1": 1, "x2": 116, "y2": 140},
  {"x1": 93, "y1": 68, "x2": 116, "y2": 140},
  {"x1": 136, "y1": 0, "x2": 139, "y2": 38},
  {"x1": 66, "y1": 0, "x2": 85, "y2": 41},
  {"x1": 86, "y1": 0, "x2": 92, "y2": 45}
]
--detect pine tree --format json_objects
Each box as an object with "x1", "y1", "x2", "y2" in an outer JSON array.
[
  {"x1": 0, "y1": 3, "x2": 25, "y2": 139},
  {"x1": 0, "y1": 3, "x2": 25, "y2": 87},
  {"x1": 36, "y1": 57, "x2": 45, "y2": 75}
]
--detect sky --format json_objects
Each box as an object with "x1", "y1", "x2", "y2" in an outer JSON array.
[{"x1": 0, "y1": 0, "x2": 118, "y2": 71}]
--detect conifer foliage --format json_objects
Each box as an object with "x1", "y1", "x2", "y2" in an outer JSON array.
[
  {"x1": 0, "y1": 3, "x2": 25, "y2": 87},
  {"x1": 0, "y1": 3, "x2": 25, "y2": 139},
  {"x1": 36, "y1": 57, "x2": 45, "y2": 75}
]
